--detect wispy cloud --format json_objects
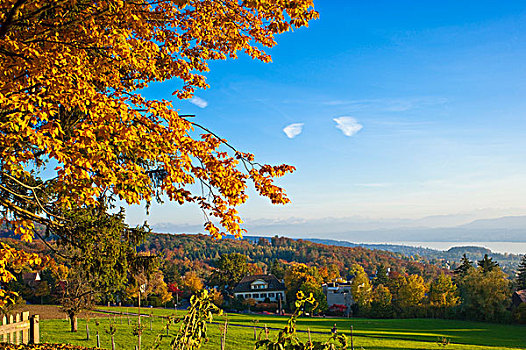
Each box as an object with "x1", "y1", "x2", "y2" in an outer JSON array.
[
  {"x1": 333, "y1": 116, "x2": 363, "y2": 137},
  {"x1": 283, "y1": 123, "x2": 304, "y2": 139},
  {"x1": 189, "y1": 96, "x2": 208, "y2": 108},
  {"x1": 323, "y1": 97, "x2": 447, "y2": 112}
]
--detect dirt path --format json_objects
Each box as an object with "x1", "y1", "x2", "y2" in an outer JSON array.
[{"x1": 11, "y1": 304, "x2": 110, "y2": 320}]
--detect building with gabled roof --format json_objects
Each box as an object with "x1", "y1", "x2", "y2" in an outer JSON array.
[
  {"x1": 22, "y1": 272, "x2": 41, "y2": 287},
  {"x1": 232, "y1": 274, "x2": 286, "y2": 304},
  {"x1": 512, "y1": 289, "x2": 526, "y2": 308}
]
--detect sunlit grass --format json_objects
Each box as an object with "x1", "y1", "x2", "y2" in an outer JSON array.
[{"x1": 39, "y1": 307, "x2": 526, "y2": 350}]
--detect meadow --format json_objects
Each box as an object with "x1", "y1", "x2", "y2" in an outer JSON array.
[{"x1": 37, "y1": 307, "x2": 526, "y2": 350}]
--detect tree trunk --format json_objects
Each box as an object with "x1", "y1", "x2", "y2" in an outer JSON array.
[{"x1": 69, "y1": 314, "x2": 78, "y2": 332}]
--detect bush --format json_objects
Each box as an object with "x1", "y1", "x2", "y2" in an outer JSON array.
[
  {"x1": 254, "y1": 302, "x2": 278, "y2": 312},
  {"x1": 327, "y1": 304, "x2": 348, "y2": 316},
  {"x1": 513, "y1": 303, "x2": 526, "y2": 324}
]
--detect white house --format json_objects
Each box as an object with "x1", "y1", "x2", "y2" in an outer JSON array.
[{"x1": 232, "y1": 274, "x2": 286, "y2": 303}]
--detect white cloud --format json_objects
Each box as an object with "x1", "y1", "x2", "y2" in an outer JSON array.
[
  {"x1": 283, "y1": 123, "x2": 304, "y2": 139},
  {"x1": 189, "y1": 96, "x2": 208, "y2": 108},
  {"x1": 333, "y1": 116, "x2": 363, "y2": 137}
]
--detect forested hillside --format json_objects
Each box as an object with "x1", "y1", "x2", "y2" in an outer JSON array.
[
  {"x1": 307, "y1": 238, "x2": 522, "y2": 276},
  {"x1": 142, "y1": 233, "x2": 446, "y2": 280}
]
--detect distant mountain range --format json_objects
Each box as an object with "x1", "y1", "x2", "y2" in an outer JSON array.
[
  {"x1": 152, "y1": 215, "x2": 526, "y2": 242},
  {"x1": 311, "y1": 216, "x2": 526, "y2": 243}
]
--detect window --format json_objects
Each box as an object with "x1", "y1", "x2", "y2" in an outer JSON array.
[
  {"x1": 269, "y1": 293, "x2": 275, "y2": 297},
  {"x1": 261, "y1": 293, "x2": 267, "y2": 298},
  {"x1": 253, "y1": 294, "x2": 259, "y2": 298}
]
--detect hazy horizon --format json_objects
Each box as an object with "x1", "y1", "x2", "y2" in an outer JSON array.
[{"x1": 123, "y1": 1, "x2": 526, "y2": 242}]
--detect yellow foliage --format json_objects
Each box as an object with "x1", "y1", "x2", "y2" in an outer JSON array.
[
  {"x1": 183, "y1": 271, "x2": 204, "y2": 294},
  {"x1": 0, "y1": 0, "x2": 317, "y2": 307}
]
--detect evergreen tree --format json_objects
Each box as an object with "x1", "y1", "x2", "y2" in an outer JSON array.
[
  {"x1": 373, "y1": 264, "x2": 389, "y2": 287},
  {"x1": 517, "y1": 254, "x2": 526, "y2": 290},
  {"x1": 454, "y1": 254, "x2": 473, "y2": 277},
  {"x1": 269, "y1": 259, "x2": 286, "y2": 280},
  {"x1": 209, "y1": 253, "x2": 249, "y2": 292},
  {"x1": 370, "y1": 284, "x2": 393, "y2": 318},
  {"x1": 477, "y1": 254, "x2": 499, "y2": 274}
]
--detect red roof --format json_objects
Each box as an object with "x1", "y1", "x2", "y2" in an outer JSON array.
[{"x1": 515, "y1": 289, "x2": 526, "y2": 303}]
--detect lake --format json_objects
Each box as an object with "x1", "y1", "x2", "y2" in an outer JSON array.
[{"x1": 359, "y1": 241, "x2": 526, "y2": 255}]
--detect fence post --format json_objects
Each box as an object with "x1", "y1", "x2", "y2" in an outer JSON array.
[
  {"x1": 30, "y1": 315, "x2": 40, "y2": 344},
  {"x1": 1, "y1": 315, "x2": 6, "y2": 342},
  {"x1": 15, "y1": 313, "x2": 21, "y2": 344},
  {"x1": 21, "y1": 312, "x2": 29, "y2": 344},
  {"x1": 9, "y1": 315, "x2": 13, "y2": 343},
  {"x1": 350, "y1": 325, "x2": 354, "y2": 350}
]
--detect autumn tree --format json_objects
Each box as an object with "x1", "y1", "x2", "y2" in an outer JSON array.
[
  {"x1": 516, "y1": 254, "x2": 526, "y2": 290},
  {"x1": 398, "y1": 275, "x2": 427, "y2": 308},
  {"x1": 457, "y1": 266, "x2": 511, "y2": 322},
  {"x1": 319, "y1": 264, "x2": 341, "y2": 282},
  {"x1": 428, "y1": 273, "x2": 458, "y2": 307},
  {"x1": 127, "y1": 270, "x2": 172, "y2": 306},
  {"x1": 428, "y1": 272, "x2": 459, "y2": 317},
  {"x1": 369, "y1": 284, "x2": 393, "y2": 318},
  {"x1": 350, "y1": 264, "x2": 372, "y2": 312},
  {"x1": 284, "y1": 263, "x2": 327, "y2": 313},
  {"x1": 0, "y1": 0, "x2": 318, "y2": 306},
  {"x1": 183, "y1": 271, "x2": 204, "y2": 298}
]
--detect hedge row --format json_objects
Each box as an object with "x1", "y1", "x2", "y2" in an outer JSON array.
[{"x1": 0, "y1": 344, "x2": 97, "y2": 350}]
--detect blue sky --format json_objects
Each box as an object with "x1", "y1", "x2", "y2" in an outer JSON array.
[{"x1": 126, "y1": 1, "x2": 526, "y2": 235}]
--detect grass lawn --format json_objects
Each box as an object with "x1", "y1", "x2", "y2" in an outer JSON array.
[{"x1": 38, "y1": 306, "x2": 526, "y2": 350}]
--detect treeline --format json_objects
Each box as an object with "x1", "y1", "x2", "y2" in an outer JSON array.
[
  {"x1": 349, "y1": 254, "x2": 526, "y2": 323},
  {"x1": 204, "y1": 252, "x2": 526, "y2": 324},
  {"x1": 3, "y1": 232, "x2": 525, "y2": 324},
  {"x1": 144, "y1": 233, "x2": 445, "y2": 281}
]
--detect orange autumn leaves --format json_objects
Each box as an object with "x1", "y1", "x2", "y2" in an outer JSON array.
[{"x1": 0, "y1": 0, "x2": 317, "y2": 301}]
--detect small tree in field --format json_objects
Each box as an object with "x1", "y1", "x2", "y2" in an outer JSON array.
[{"x1": 52, "y1": 263, "x2": 95, "y2": 333}]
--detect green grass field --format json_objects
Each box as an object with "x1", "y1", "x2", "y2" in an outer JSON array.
[{"x1": 39, "y1": 307, "x2": 526, "y2": 350}]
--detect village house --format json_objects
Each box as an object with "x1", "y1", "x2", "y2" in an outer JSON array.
[
  {"x1": 22, "y1": 272, "x2": 41, "y2": 288},
  {"x1": 511, "y1": 289, "x2": 526, "y2": 308},
  {"x1": 322, "y1": 278, "x2": 353, "y2": 314},
  {"x1": 232, "y1": 274, "x2": 286, "y2": 304}
]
